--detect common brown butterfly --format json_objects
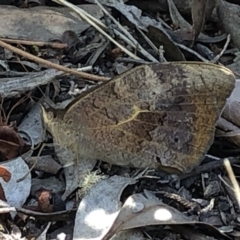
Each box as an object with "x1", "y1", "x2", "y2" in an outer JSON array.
[{"x1": 41, "y1": 62, "x2": 235, "y2": 173}]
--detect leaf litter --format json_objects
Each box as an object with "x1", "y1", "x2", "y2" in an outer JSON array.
[{"x1": 0, "y1": 0, "x2": 240, "y2": 239}]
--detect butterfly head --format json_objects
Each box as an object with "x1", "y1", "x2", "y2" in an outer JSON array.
[{"x1": 39, "y1": 103, "x2": 61, "y2": 135}]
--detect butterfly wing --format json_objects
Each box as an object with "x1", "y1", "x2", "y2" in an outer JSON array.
[{"x1": 64, "y1": 62, "x2": 235, "y2": 173}]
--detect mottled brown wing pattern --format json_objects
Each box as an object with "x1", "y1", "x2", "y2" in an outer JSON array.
[{"x1": 63, "y1": 62, "x2": 235, "y2": 173}]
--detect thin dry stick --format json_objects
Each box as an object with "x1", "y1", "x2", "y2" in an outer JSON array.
[
  {"x1": 0, "y1": 38, "x2": 67, "y2": 49},
  {"x1": 0, "y1": 40, "x2": 110, "y2": 82},
  {"x1": 176, "y1": 43, "x2": 209, "y2": 62},
  {"x1": 65, "y1": 1, "x2": 107, "y2": 30},
  {"x1": 53, "y1": 0, "x2": 142, "y2": 61},
  {"x1": 211, "y1": 34, "x2": 231, "y2": 63},
  {"x1": 17, "y1": 143, "x2": 55, "y2": 182},
  {"x1": 113, "y1": 29, "x2": 156, "y2": 63},
  {"x1": 218, "y1": 174, "x2": 234, "y2": 191},
  {"x1": 6, "y1": 95, "x2": 29, "y2": 121},
  {"x1": 136, "y1": 27, "x2": 159, "y2": 53},
  {"x1": 94, "y1": 0, "x2": 158, "y2": 63},
  {"x1": 224, "y1": 158, "x2": 240, "y2": 208}
]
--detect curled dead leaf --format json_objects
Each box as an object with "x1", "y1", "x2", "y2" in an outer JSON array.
[
  {"x1": 102, "y1": 192, "x2": 190, "y2": 240},
  {"x1": 191, "y1": 0, "x2": 208, "y2": 42},
  {"x1": 0, "y1": 124, "x2": 30, "y2": 161}
]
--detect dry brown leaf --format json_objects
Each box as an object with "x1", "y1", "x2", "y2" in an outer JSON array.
[
  {"x1": 111, "y1": 230, "x2": 145, "y2": 240},
  {"x1": 191, "y1": 0, "x2": 208, "y2": 42},
  {"x1": 167, "y1": 0, "x2": 192, "y2": 30},
  {"x1": 103, "y1": 191, "x2": 231, "y2": 240},
  {"x1": 217, "y1": 0, "x2": 240, "y2": 49},
  {"x1": 0, "y1": 125, "x2": 30, "y2": 161},
  {"x1": 0, "y1": 4, "x2": 103, "y2": 41},
  {"x1": 102, "y1": 192, "x2": 191, "y2": 240},
  {"x1": 205, "y1": 0, "x2": 217, "y2": 20},
  {"x1": 73, "y1": 176, "x2": 137, "y2": 239},
  {"x1": 167, "y1": 0, "x2": 224, "y2": 43},
  {"x1": 147, "y1": 25, "x2": 185, "y2": 61}
]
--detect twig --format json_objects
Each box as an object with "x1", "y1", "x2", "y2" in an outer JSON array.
[
  {"x1": 52, "y1": 0, "x2": 142, "y2": 61},
  {"x1": 94, "y1": 0, "x2": 158, "y2": 63},
  {"x1": 0, "y1": 40, "x2": 110, "y2": 82},
  {"x1": 6, "y1": 95, "x2": 29, "y2": 122},
  {"x1": 179, "y1": 157, "x2": 240, "y2": 180},
  {"x1": 176, "y1": 43, "x2": 209, "y2": 62},
  {"x1": 113, "y1": 29, "x2": 138, "y2": 50},
  {"x1": 224, "y1": 158, "x2": 240, "y2": 209},
  {"x1": 156, "y1": 14, "x2": 173, "y2": 30},
  {"x1": 67, "y1": 2, "x2": 107, "y2": 30},
  {"x1": 113, "y1": 29, "x2": 158, "y2": 62},
  {"x1": 116, "y1": 57, "x2": 151, "y2": 65},
  {"x1": 211, "y1": 34, "x2": 231, "y2": 63},
  {"x1": 218, "y1": 174, "x2": 234, "y2": 191},
  {"x1": 17, "y1": 143, "x2": 55, "y2": 182},
  {"x1": 16, "y1": 207, "x2": 76, "y2": 221},
  {"x1": 0, "y1": 38, "x2": 67, "y2": 49},
  {"x1": 136, "y1": 27, "x2": 159, "y2": 53}
]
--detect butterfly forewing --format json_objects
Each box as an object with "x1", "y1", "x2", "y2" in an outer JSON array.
[{"x1": 63, "y1": 62, "x2": 235, "y2": 173}]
